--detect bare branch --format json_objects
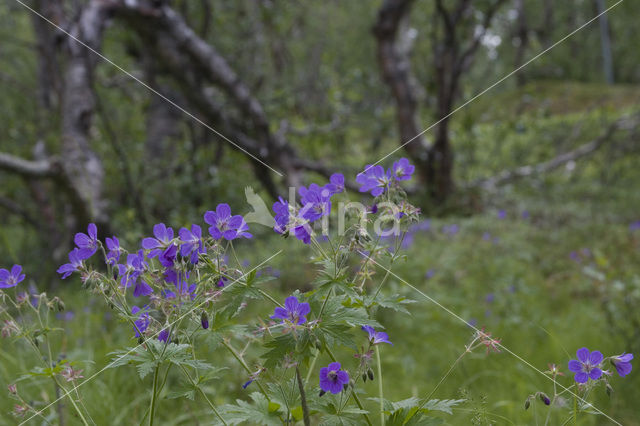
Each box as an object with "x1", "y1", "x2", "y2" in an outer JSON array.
[
  {"x1": 0, "y1": 152, "x2": 58, "y2": 178},
  {"x1": 471, "y1": 115, "x2": 639, "y2": 189}
]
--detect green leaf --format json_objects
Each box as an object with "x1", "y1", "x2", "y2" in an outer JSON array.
[{"x1": 219, "y1": 392, "x2": 283, "y2": 425}]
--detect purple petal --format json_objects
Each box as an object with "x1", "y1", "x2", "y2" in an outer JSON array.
[
  {"x1": 284, "y1": 296, "x2": 299, "y2": 312},
  {"x1": 328, "y1": 380, "x2": 343, "y2": 394},
  {"x1": 271, "y1": 307, "x2": 288, "y2": 320},
  {"x1": 576, "y1": 347, "x2": 590, "y2": 363},
  {"x1": 204, "y1": 211, "x2": 217, "y2": 225},
  {"x1": 589, "y1": 368, "x2": 602, "y2": 380},
  {"x1": 142, "y1": 238, "x2": 162, "y2": 250},
  {"x1": 337, "y1": 370, "x2": 349, "y2": 384},
  {"x1": 88, "y1": 223, "x2": 97, "y2": 239},
  {"x1": 616, "y1": 362, "x2": 632, "y2": 377},
  {"x1": 617, "y1": 353, "x2": 634, "y2": 363},
  {"x1": 574, "y1": 372, "x2": 588, "y2": 383},
  {"x1": 327, "y1": 362, "x2": 341, "y2": 372},
  {"x1": 568, "y1": 360, "x2": 582, "y2": 373},
  {"x1": 216, "y1": 203, "x2": 231, "y2": 219},
  {"x1": 319, "y1": 367, "x2": 329, "y2": 381},
  {"x1": 589, "y1": 351, "x2": 603, "y2": 365}
]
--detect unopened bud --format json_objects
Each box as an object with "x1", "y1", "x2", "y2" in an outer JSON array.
[
  {"x1": 539, "y1": 393, "x2": 551, "y2": 405},
  {"x1": 319, "y1": 390, "x2": 326, "y2": 397},
  {"x1": 201, "y1": 311, "x2": 209, "y2": 329},
  {"x1": 524, "y1": 399, "x2": 530, "y2": 410},
  {"x1": 7, "y1": 384, "x2": 17, "y2": 394},
  {"x1": 367, "y1": 369, "x2": 374, "y2": 381},
  {"x1": 606, "y1": 383, "x2": 613, "y2": 397},
  {"x1": 362, "y1": 373, "x2": 367, "y2": 382}
]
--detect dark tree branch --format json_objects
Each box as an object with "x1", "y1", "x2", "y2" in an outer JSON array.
[{"x1": 373, "y1": 0, "x2": 429, "y2": 168}]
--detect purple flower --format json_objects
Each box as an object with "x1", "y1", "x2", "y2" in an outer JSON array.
[
  {"x1": 179, "y1": 224, "x2": 206, "y2": 264},
  {"x1": 0, "y1": 265, "x2": 25, "y2": 288},
  {"x1": 497, "y1": 210, "x2": 506, "y2": 220},
  {"x1": 356, "y1": 165, "x2": 390, "y2": 197},
  {"x1": 629, "y1": 220, "x2": 640, "y2": 232},
  {"x1": 299, "y1": 184, "x2": 332, "y2": 223},
  {"x1": 142, "y1": 223, "x2": 174, "y2": 258},
  {"x1": 74, "y1": 223, "x2": 98, "y2": 260},
  {"x1": 204, "y1": 204, "x2": 252, "y2": 240},
  {"x1": 164, "y1": 274, "x2": 197, "y2": 300},
  {"x1": 325, "y1": 173, "x2": 345, "y2": 194},
  {"x1": 611, "y1": 353, "x2": 633, "y2": 377},
  {"x1": 319, "y1": 362, "x2": 349, "y2": 394},
  {"x1": 158, "y1": 328, "x2": 170, "y2": 343},
  {"x1": 158, "y1": 244, "x2": 178, "y2": 268},
  {"x1": 57, "y1": 249, "x2": 84, "y2": 279},
  {"x1": 242, "y1": 380, "x2": 253, "y2": 389},
  {"x1": 568, "y1": 347, "x2": 603, "y2": 383},
  {"x1": 105, "y1": 236, "x2": 121, "y2": 266},
  {"x1": 216, "y1": 276, "x2": 228, "y2": 288},
  {"x1": 293, "y1": 224, "x2": 312, "y2": 245},
  {"x1": 132, "y1": 305, "x2": 150, "y2": 337},
  {"x1": 117, "y1": 250, "x2": 151, "y2": 297},
  {"x1": 362, "y1": 325, "x2": 392, "y2": 345},
  {"x1": 273, "y1": 197, "x2": 290, "y2": 234},
  {"x1": 392, "y1": 158, "x2": 415, "y2": 181},
  {"x1": 271, "y1": 296, "x2": 310, "y2": 325}
]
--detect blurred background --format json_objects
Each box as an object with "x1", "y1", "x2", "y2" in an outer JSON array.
[{"x1": 1, "y1": 0, "x2": 639, "y2": 424}]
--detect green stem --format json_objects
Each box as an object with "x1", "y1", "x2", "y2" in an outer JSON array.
[
  {"x1": 148, "y1": 365, "x2": 160, "y2": 426},
  {"x1": 375, "y1": 346, "x2": 385, "y2": 426},
  {"x1": 304, "y1": 350, "x2": 320, "y2": 385},
  {"x1": 179, "y1": 365, "x2": 228, "y2": 425},
  {"x1": 222, "y1": 340, "x2": 270, "y2": 401}
]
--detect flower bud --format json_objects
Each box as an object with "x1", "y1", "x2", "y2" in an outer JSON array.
[
  {"x1": 362, "y1": 373, "x2": 367, "y2": 382},
  {"x1": 524, "y1": 399, "x2": 530, "y2": 410},
  {"x1": 201, "y1": 311, "x2": 209, "y2": 329},
  {"x1": 7, "y1": 384, "x2": 17, "y2": 394},
  {"x1": 319, "y1": 390, "x2": 326, "y2": 397},
  {"x1": 367, "y1": 368, "x2": 374, "y2": 381},
  {"x1": 539, "y1": 393, "x2": 551, "y2": 405}
]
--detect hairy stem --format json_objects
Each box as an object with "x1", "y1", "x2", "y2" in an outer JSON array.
[
  {"x1": 375, "y1": 346, "x2": 385, "y2": 426},
  {"x1": 296, "y1": 366, "x2": 311, "y2": 426},
  {"x1": 148, "y1": 365, "x2": 160, "y2": 426}
]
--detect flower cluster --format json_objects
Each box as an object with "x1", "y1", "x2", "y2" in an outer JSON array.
[
  {"x1": 356, "y1": 158, "x2": 414, "y2": 196},
  {"x1": 567, "y1": 347, "x2": 633, "y2": 383},
  {"x1": 271, "y1": 173, "x2": 344, "y2": 244}
]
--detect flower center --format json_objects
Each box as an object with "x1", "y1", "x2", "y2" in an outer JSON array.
[{"x1": 328, "y1": 370, "x2": 337, "y2": 380}]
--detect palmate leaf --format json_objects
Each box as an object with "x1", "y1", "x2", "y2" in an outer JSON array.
[
  {"x1": 218, "y1": 392, "x2": 283, "y2": 425},
  {"x1": 423, "y1": 399, "x2": 465, "y2": 415},
  {"x1": 314, "y1": 298, "x2": 381, "y2": 348},
  {"x1": 367, "y1": 397, "x2": 463, "y2": 425},
  {"x1": 261, "y1": 333, "x2": 298, "y2": 369},
  {"x1": 370, "y1": 293, "x2": 416, "y2": 314},
  {"x1": 108, "y1": 340, "x2": 216, "y2": 379}
]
